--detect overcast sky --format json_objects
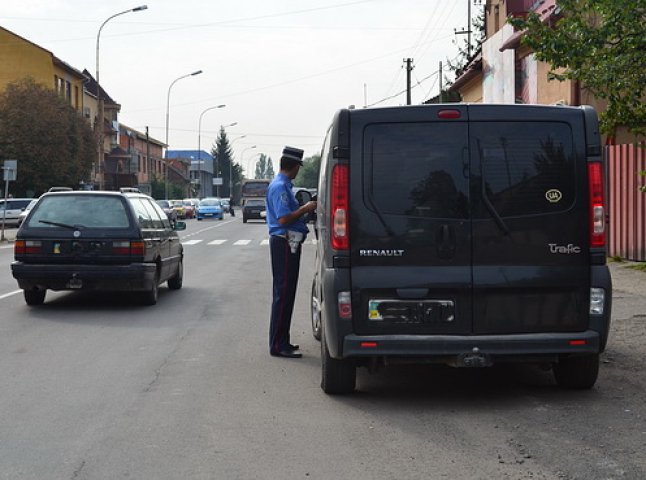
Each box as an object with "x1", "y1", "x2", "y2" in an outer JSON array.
[{"x1": 3, "y1": 0, "x2": 474, "y2": 174}]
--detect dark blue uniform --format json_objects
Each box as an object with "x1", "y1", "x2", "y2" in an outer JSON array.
[{"x1": 266, "y1": 173, "x2": 308, "y2": 355}]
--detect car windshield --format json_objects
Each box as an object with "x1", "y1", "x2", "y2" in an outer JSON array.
[
  {"x1": 156, "y1": 200, "x2": 170, "y2": 208},
  {"x1": 169, "y1": 200, "x2": 183, "y2": 207},
  {"x1": 182, "y1": 200, "x2": 193, "y2": 206},
  {"x1": 200, "y1": 199, "x2": 221, "y2": 206},
  {"x1": 26, "y1": 195, "x2": 130, "y2": 229},
  {"x1": 246, "y1": 200, "x2": 265, "y2": 207}
]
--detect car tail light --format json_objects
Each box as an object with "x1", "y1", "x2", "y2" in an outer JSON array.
[
  {"x1": 588, "y1": 162, "x2": 605, "y2": 248},
  {"x1": 331, "y1": 164, "x2": 349, "y2": 250},
  {"x1": 338, "y1": 291, "x2": 352, "y2": 319},
  {"x1": 15, "y1": 240, "x2": 42, "y2": 255},
  {"x1": 112, "y1": 241, "x2": 144, "y2": 256}
]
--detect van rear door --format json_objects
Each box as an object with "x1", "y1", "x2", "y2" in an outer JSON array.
[
  {"x1": 469, "y1": 107, "x2": 589, "y2": 334},
  {"x1": 351, "y1": 107, "x2": 472, "y2": 335}
]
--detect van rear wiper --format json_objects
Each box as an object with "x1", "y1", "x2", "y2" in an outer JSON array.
[
  {"x1": 477, "y1": 140, "x2": 510, "y2": 236},
  {"x1": 38, "y1": 220, "x2": 85, "y2": 230}
]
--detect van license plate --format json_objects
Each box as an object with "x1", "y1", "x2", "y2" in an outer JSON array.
[{"x1": 67, "y1": 278, "x2": 83, "y2": 289}]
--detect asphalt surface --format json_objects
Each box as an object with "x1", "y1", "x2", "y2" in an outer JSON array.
[{"x1": 0, "y1": 218, "x2": 644, "y2": 479}]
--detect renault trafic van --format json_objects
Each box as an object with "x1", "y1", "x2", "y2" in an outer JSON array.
[{"x1": 311, "y1": 104, "x2": 612, "y2": 394}]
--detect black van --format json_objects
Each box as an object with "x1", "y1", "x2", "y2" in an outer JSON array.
[{"x1": 310, "y1": 104, "x2": 612, "y2": 394}]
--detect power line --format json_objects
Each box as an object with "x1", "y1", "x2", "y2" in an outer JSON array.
[{"x1": 366, "y1": 70, "x2": 439, "y2": 108}]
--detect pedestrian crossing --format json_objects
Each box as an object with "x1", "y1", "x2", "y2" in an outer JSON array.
[{"x1": 181, "y1": 238, "x2": 318, "y2": 246}]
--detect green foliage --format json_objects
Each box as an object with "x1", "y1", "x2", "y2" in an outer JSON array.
[
  {"x1": 446, "y1": 4, "x2": 486, "y2": 81},
  {"x1": 293, "y1": 154, "x2": 321, "y2": 188},
  {"x1": 254, "y1": 153, "x2": 274, "y2": 180},
  {"x1": 0, "y1": 78, "x2": 95, "y2": 196},
  {"x1": 211, "y1": 126, "x2": 243, "y2": 198},
  {"x1": 639, "y1": 170, "x2": 646, "y2": 193},
  {"x1": 510, "y1": 0, "x2": 646, "y2": 135}
]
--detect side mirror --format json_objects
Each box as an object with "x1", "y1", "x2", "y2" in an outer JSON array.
[
  {"x1": 174, "y1": 221, "x2": 187, "y2": 231},
  {"x1": 294, "y1": 189, "x2": 312, "y2": 206}
]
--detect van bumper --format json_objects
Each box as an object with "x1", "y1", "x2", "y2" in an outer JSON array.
[{"x1": 342, "y1": 330, "x2": 600, "y2": 361}]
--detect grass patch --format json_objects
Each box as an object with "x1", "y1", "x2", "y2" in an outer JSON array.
[
  {"x1": 608, "y1": 256, "x2": 624, "y2": 263},
  {"x1": 627, "y1": 263, "x2": 646, "y2": 272}
]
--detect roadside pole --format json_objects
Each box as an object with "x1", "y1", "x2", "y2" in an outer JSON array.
[{"x1": 1, "y1": 160, "x2": 18, "y2": 242}]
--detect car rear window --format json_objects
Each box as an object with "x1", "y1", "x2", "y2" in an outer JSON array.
[
  {"x1": 472, "y1": 122, "x2": 575, "y2": 218},
  {"x1": 1, "y1": 199, "x2": 32, "y2": 210},
  {"x1": 365, "y1": 123, "x2": 469, "y2": 219},
  {"x1": 246, "y1": 199, "x2": 265, "y2": 207},
  {"x1": 200, "y1": 199, "x2": 221, "y2": 206},
  {"x1": 26, "y1": 195, "x2": 130, "y2": 229}
]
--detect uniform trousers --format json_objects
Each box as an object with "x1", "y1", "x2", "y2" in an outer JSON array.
[{"x1": 269, "y1": 235, "x2": 302, "y2": 354}]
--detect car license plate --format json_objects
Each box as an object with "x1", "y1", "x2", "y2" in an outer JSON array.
[
  {"x1": 67, "y1": 277, "x2": 83, "y2": 289},
  {"x1": 205, "y1": 213, "x2": 213, "y2": 217}
]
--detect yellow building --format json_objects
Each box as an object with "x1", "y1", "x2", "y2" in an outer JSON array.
[{"x1": 0, "y1": 26, "x2": 85, "y2": 111}]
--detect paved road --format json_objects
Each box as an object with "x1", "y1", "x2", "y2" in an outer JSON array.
[{"x1": 0, "y1": 219, "x2": 644, "y2": 479}]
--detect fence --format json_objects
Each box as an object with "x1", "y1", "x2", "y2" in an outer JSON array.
[{"x1": 606, "y1": 143, "x2": 646, "y2": 261}]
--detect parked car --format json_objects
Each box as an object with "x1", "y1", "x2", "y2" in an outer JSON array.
[
  {"x1": 11, "y1": 191, "x2": 186, "y2": 306},
  {"x1": 0, "y1": 198, "x2": 36, "y2": 227},
  {"x1": 155, "y1": 200, "x2": 178, "y2": 224},
  {"x1": 196, "y1": 198, "x2": 224, "y2": 221},
  {"x1": 312, "y1": 104, "x2": 612, "y2": 394},
  {"x1": 16, "y1": 198, "x2": 38, "y2": 227},
  {"x1": 168, "y1": 200, "x2": 186, "y2": 219},
  {"x1": 182, "y1": 199, "x2": 197, "y2": 219},
  {"x1": 242, "y1": 199, "x2": 266, "y2": 223}
]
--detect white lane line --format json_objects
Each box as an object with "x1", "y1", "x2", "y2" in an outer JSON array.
[
  {"x1": 233, "y1": 240, "x2": 251, "y2": 246},
  {"x1": 260, "y1": 239, "x2": 269, "y2": 245},
  {"x1": 0, "y1": 290, "x2": 22, "y2": 300},
  {"x1": 208, "y1": 240, "x2": 227, "y2": 245},
  {"x1": 182, "y1": 240, "x2": 203, "y2": 245},
  {"x1": 180, "y1": 219, "x2": 236, "y2": 239},
  {"x1": 0, "y1": 245, "x2": 13, "y2": 250}
]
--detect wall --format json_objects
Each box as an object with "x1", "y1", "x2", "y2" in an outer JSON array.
[{"x1": 0, "y1": 28, "x2": 53, "y2": 91}]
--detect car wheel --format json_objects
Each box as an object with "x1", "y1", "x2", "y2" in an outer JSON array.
[
  {"x1": 24, "y1": 288, "x2": 46, "y2": 306},
  {"x1": 168, "y1": 259, "x2": 183, "y2": 290},
  {"x1": 553, "y1": 353, "x2": 599, "y2": 389},
  {"x1": 141, "y1": 270, "x2": 159, "y2": 306},
  {"x1": 242, "y1": 216, "x2": 247, "y2": 223},
  {"x1": 321, "y1": 326, "x2": 356, "y2": 394},
  {"x1": 311, "y1": 280, "x2": 322, "y2": 341}
]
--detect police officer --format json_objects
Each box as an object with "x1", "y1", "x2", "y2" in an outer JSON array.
[{"x1": 266, "y1": 146, "x2": 317, "y2": 358}]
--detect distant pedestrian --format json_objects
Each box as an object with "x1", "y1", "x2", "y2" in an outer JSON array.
[
  {"x1": 229, "y1": 196, "x2": 235, "y2": 216},
  {"x1": 266, "y1": 146, "x2": 317, "y2": 358}
]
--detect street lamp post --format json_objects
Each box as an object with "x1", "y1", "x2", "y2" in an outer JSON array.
[
  {"x1": 241, "y1": 145, "x2": 257, "y2": 178},
  {"x1": 197, "y1": 104, "x2": 225, "y2": 198},
  {"x1": 165, "y1": 69, "x2": 203, "y2": 199},
  {"x1": 95, "y1": 5, "x2": 148, "y2": 190},
  {"x1": 229, "y1": 135, "x2": 247, "y2": 199}
]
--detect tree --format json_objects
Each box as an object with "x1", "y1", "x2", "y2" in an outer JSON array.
[
  {"x1": 446, "y1": 4, "x2": 486, "y2": 83},
  {"x1": 211, "y1": 126, "x2": 234, "y2": 197},
  {"x1": 510, "y1": 0, "x2": 646, "y2": 136},
  {"x1": 293, "y1": 154, "x2": 321, "y2": 188},
  {"x1": 254, "y1": 153, "x2": 275, "y2": 180},
  {"x1": 0, "y1": 78, "x2": 95, "y2": 197}
]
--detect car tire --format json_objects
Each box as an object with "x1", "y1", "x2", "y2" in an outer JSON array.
[
  {"x1": 242, "y1": 216, "x2": 247, "y2": 223},
  {"x1": 311, "y1": 280, "x2": 322, "y2": 341},
  {"x1": 321, "y1": 327, "x2": 356, "y2": 394},
  {"x1": 24, "y1": 288, "x2": 46, "y2": 306},
  {"x1": 141, "y1": 271, "x2": 159, "y2": 306},
  {"x1": 168, "y1": 259, "x2": 183, "y2": 290},
  {"x1": 553, "y1": 353, "x2": 599, "y2": 389}
]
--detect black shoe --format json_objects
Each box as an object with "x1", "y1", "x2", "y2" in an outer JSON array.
[
  {"x1": 271, "y1": 349, "x2": 303, "y2": 358},
  {"x1": 287, "y1": 344, "x2": 300, "y2": 351}
]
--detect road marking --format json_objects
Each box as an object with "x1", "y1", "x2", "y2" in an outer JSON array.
[
  {"x1": 182, "y1": 240, "x2": 203, "y2": 245},
  {"x1": 208, "y1": 240, "x2": 227, "y2": 245},
  {"x1": 0, "y1": 245, "x2": 13, "y2": 250},
  {"x1": 180, "y1": 219, "x2": 236, "y2": 239},
  {"x1": 0, "y1": 290, "x2": 22, "y2": 300},
  {"x1": 260, "y1": 239, "x2": 269, "y2": 245},
  {"x1": 233, "y1": 240, "x2": 251, "y2": 245}
]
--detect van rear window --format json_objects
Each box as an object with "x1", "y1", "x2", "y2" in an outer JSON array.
[
  {"x1": 365, "y1": 123, "x2": 469, "y2": 219},
  {"x1": 26, "y1": 195, "x2": 130, "y2": 229},
  {"x1": 472, "y1": 122, "x2": 575, "y2": 218}
]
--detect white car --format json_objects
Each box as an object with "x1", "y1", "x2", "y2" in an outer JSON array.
[
  {"x1": 1, "y1": 198, "x2": 36, "y2": 227},
  {"x1": 16, "y1": 199, "x2": 38, "y2": 227}
]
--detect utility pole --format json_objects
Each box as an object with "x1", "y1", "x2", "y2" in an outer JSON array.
[
  {"x1": 439, "y1": 61, "x2": 443, "y2": 103},
  {"x1": 146, "y1": 126, "x2": 151, "y2": 194},
  {"x1": 404, "y1": 58, "x2": 414, "y2": 105},
  {"x1": 455, "y1": 0, "x2": 474, "y2": 60}
]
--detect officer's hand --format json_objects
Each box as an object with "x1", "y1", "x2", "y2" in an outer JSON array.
[{"x1": 303, "y1": 201, "x2": 317, "y2": 213}]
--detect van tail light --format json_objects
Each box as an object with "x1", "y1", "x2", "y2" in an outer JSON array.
[
  {"x1": 338, "y1": 291, "x2": 352, "y2": 319},
  {"x1": 331, "y1": 164, "x2": 349, "y2": 250},
  {"x1": 15, "y1": 240, "x2": 42, "y2": 255},
  {"x1": 112, "y1": 241, "x2": 145, "y2": 256},
  {"x1": 588, "y1": 162, "x2": 605, "y2": 248}
]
